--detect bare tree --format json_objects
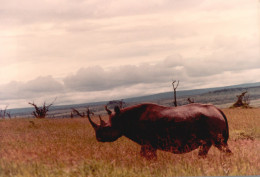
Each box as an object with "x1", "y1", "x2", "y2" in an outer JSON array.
[
  {"x1": 71, "y1": 108, "x2": 85, "y2": 118},
  {"x1": 187, "y1": 97, "x2": 195, "y2": 104},
  {"x1": 243, "y1": 92, "x2": 250, "y2": 106},
  {"x1": 0, "y1": 105, "x2": 11, "y2": 119},
  {"x1": 172, "y1": 80, "x2": 179, "y2": 107},
  {"x1": 231, "y1": 91, "x2": 251, "y2": 108},
  {"x1": 71, "y1": 108, "x2": 94, "y2": 118},
  {"x1": 6, "y1": 112, "x2": 11, "y2": 119},
  {"x1": 107, "y1": 100, "x2": 126, "y2": 109},
  {"x1": 28, "y1": 99, "x2": 56, "y2": 118}
]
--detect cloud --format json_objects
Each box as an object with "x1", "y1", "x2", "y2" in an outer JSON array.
[
  {"x1": 0, "y1": 0, "x2": 206, "y2": 24},
  {"x1": 0, "y1": 76, "x2": 64, "y2": 100},
  {"x1": 184, "y1": 35, "x2": 260, "y2": 77},
  {"x1": 63, "y1": 56, "x2": 185, "y2": 92},
  {"x1": 1, "y1": 56, "x2": 260, "y2": 109},
  {"x1": 1, "y1": 0, "x2": 258, "y2": 83},
  {"x1": 2, "y1": 50, "x2": 256, "y2": 101},
  {"x1": 0, "y1": 0, "x2": 259, "y2": 109},
  {"x1": 63, "y1": 40, "x2": 260, "y2": 93}
]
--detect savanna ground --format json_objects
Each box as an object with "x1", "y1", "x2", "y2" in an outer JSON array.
[{"x1": 0, "y1": 108, "x2": 259, "y2": 176}]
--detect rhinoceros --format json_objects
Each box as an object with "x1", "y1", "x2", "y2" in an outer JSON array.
[{"x1": 87, "y1": 103, "x2": 231, "y2": 159}]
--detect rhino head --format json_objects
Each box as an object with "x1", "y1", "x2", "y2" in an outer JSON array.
[{"x1": 87, "y1": 106, "x2": 122, "y2": 142}]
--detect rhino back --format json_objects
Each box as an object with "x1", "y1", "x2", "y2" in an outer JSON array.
[{"x1": 119, "y1": 103, "x2": 227, "y2": 147}]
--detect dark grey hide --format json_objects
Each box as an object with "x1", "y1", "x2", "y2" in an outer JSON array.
[{"x1": 87, "y1": 103, "x2": 232, "y2": 160}]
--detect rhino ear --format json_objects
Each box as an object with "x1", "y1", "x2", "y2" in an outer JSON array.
[
  {"x1": 105, "y1": 105, "x2": 112, "y2": 115},
  {"x1": 114, "y1": 106, "x2": 120, "y2": 115}
]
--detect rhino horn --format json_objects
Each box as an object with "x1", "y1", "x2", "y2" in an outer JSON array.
[
  {"x1": 87, "y1": 109, "x2": 99, "y2": 130},
  {"x1": 99, "y1": 115, "x2": 106, "y2": 127}
]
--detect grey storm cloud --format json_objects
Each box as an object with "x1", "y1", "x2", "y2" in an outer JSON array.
[
  {"x1": 0, "y1": 55, "x2": 259, "y2": 109},
  {"x1": 1, "y1": 50, "x2": 259, "y2": 102},
  {"x1": 63, "y1": 59, "x2": 182, "y2": 92},
  {"x1": 180, "y1": 35, "x2": 260, "y2": 77},
  {"x1": 60, "y1": 67, "x2": 182, "y2": 92},
  {"x1": 63, "y1": 46, "x2": 260, "y2": 93},
  {"x1": 0, "y1": 76, "x2": 64, "y2": 100}
]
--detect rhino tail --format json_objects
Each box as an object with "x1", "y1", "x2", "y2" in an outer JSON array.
[{"x1": 218, "y1": 109, "x2": 229, "y2": 143}]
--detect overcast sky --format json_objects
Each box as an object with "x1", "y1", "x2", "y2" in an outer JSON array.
[{"x1": 1, "y1": 0, "x2": 260, "y2": 109}]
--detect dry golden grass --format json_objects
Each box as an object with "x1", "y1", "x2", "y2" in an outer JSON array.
[{"x1": 0, "y1": 108, "x2": 259, "y2": 176}]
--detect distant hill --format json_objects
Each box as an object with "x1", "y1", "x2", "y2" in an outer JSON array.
[
  {"x1": 123, "y1": 82, "x2": 260, "y2": 104},
  {"x1": 7, "y1": 82, "x2": 260, "y2": 118},
  {"x1": 160, "y1": 86, "x2": 260, "y2": 108}
]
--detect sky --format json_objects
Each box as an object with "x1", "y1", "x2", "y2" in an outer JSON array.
[{"x1": 0, "y1": 0, "x2": 260, "y2": 109}]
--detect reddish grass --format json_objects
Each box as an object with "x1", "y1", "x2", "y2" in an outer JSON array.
[{"x1": 0, "y1": 108, "x2": 259, "y2": 176}]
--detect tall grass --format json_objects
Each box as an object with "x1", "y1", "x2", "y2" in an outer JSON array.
[{"x1": 0, "y1": 108, "x2": 259, "y2": 176}]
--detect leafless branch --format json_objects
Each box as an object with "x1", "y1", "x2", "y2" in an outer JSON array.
[
  {"x1": 187, "y1": 97, "x2": 195, "y2": 104},
  {"x1": 71, "y1": 107, "x2": 94, "y2": 118},
  {"x1": 0, "y1": 105, "x2": 11, "y2": 119},
  {"x1": 172, "y1": 80, "x2": 179, "y2": 107},
  {"x1": 71, "y1": 108, "x2": 85, "y2": 117}
]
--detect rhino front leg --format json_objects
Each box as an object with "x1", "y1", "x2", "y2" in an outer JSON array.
[
  {"x1": 140, "y1": 145, "x2": 157, "y2": 160},
  {"x1": 198, "y1": 140, "x2": 212, "y2": 157}
]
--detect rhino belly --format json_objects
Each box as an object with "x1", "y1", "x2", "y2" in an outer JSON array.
[{"x1": 155, "y1": 134, "x2": 201, "y2": 154}]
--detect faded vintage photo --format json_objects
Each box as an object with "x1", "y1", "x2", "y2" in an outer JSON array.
[{"x1": 0, "y1": 0, "x2": 259, "y2": 176}]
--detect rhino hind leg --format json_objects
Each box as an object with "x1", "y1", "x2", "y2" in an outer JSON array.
[
  {"x1": 140, "y1": 145, "x2": 157, "y2": 160},
  {"x1": 198, "y1": 141, "x2": 212, "y2": 157},
  {"x1": 214, "y1": 142, "x2": 232, "y2": 154},
  {"x1": 213, "y1": 135, "x2": 232, "y2": 154}
]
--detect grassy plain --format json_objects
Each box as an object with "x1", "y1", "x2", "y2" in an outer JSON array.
[{"x1": 0, "y1": 108, "x2": 259, "y2": 176}]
